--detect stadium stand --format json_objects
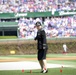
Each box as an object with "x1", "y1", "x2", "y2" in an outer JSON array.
[
  {"x1": 0, "y1": 0, "x2": 76, "y2": 38},
  {"x1": 17, "y1": 16, "x2": 76, "y2": 38},
  {"x1": 0, "y1": 0, "x2": 76, "y2": 13}
]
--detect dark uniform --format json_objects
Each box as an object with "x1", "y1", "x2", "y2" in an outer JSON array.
[{"x1": 34, "y1": 27, "x2": 48, "y2": 60}]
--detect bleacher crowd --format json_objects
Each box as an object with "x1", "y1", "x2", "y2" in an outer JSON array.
[
  {"x1": 0, "y1": 0, "x2": 76, "y2": 13},
  {"x1": 18, "y1": 16, "x2": 76, "y2": 39},
  {"x1": 0, "y1": 0, "x2": 76, "y2": 38}
]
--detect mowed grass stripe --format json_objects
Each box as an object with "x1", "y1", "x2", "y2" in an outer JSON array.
[
  {"x1": 0, "y1": 53, "x2": 76, "y2": 59},
  {"x1": 0, "y1": 68, "x2": 76, "y2": 75},
  {"x1": 48, "y1": 60, "x2": 76, "y2": 67}
]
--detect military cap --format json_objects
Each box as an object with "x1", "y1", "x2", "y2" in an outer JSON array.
[{"x1": 35, "y1": 21, "x2": 41, "y2": 26}]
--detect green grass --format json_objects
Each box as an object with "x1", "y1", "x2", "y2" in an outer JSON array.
[
  {"x1": 0, "y1": 36, "x2": 17, "y2": 39},
  {"x1": 47, "y1": 53, "x2": 76, "y2": 58},
  {"x1": 0, "y1": 54, "x2": 37, "y2": 59},
  {"x1": 0, "y1": 53, "x2": 76, "y2": 59},
  {"x1": 0, "y1": 53, "x2": 76, "y2": 58},
  {"x1": 0, "y1": 68, "x2": 76, "y2": 75},
  {"x1": 47, "y1": 60, "x2": 76, "y2": 67}
]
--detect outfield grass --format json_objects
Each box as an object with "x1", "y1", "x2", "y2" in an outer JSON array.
[
  {"x1": 0, "y1": 53, "x2": 76, "y2": 58},
  {"x1": 0, "y1": 36, "x2": 17, "y2": 39},
  {"x1": 0, "y1": 68, "x2": 76, "y2": 75},
  {"x1": 48, "y1": 60, "x2": 76, "y2": 67},
  {"x1": 47, "y1": 53, "x2": 76, "y2": 58}
]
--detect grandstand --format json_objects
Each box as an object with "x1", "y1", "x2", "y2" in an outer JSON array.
[
  {"x1": 0, "y1": 0, "x2": 76, "y2": 38},
  {"x1": 0, "y1": 22, "x2": 18, "y2": 36}
]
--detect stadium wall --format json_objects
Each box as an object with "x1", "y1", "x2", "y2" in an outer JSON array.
[
  {"x1": 0, "y1": 38, "x2": 76, "y2": 55},
  {"x1": 0, "y1": 10, "x2": 76, "y2": 18}
]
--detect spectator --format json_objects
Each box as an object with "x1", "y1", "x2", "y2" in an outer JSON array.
[
  {"x1": 0, "y1": 0, "x2": 76, "y2": 13},
  {"x1": 18, "y1": 15, "x2": 76, "y2": 39}
]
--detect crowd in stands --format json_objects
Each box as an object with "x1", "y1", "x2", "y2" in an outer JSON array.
[
  {"x1": 0, "y1": 0, "x2": 76, "y2": 13},
  {"x1": 18, "y1": 16, "x2": 76, "y2": 39},
  {"x1": 0, "y1": 0, "x2": 76, "y2": 39}
]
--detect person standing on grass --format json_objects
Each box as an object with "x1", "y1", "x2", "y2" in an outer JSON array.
[{"x1": 34, "y1": 21, "x2": 48, "y2": 73}]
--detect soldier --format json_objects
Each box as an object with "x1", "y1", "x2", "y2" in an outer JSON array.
[{"x1": 34, "y1": 21, "x2": 48, "y2": 73}]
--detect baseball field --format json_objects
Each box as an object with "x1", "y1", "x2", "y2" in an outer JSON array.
[{"x1": 0, "y1": 53, "x2": 76, "y2": 75}]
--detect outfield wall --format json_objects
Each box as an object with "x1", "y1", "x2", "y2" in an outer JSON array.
[{"x1": 0, "y1": 38, "x2": 76, "y2": 55}]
